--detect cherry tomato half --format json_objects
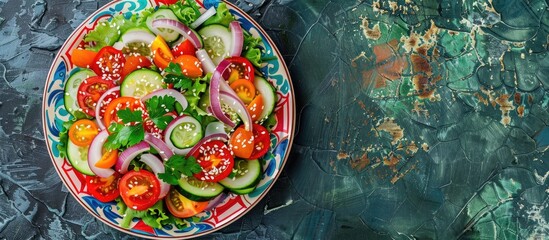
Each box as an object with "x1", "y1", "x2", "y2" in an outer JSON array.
[
  {"x1": 165, "y1": 188, "x2": 208, "y2": 218},
  {"x1": 229, "y1": 125, "x2": 254, "y2": 158},
  {"x1": 230, "y1": 79, "x2": 256, "y2": 104},
  {"x1": 77, "y1": 76, "x2": 116, "y2": 117},
  {"x1": 91, "y1": 46, "x2": 126, "y2": 83},
  {"x1": 119, "y1": 170, "x2": 161, "y2": 211},
  {"x1": 248, "y1": 124, "x2": 271, "y2": 160},
  {"x1": 103, "y1": 96, "x2": 146, "y2": 128},
  {"x1": 247, "y1": 94, "x2": 265, "y2": 122},
  {"x1": 151, "y1": 36, "x2": 174, "y2": 70},
  {"x1": 172, "y1": 39, "x2": 197, "y2": 57},
  {"x1": 87, "y1": 173, "x2": 120, "y2": 202},
  {"x1": 173, "y1": 55, "x2": 203, "y2": 78},
  {"x1": 121, "y1": 55, "x2": 152, "y2": 78},
  {"x1": 223, "y1": 57, "x2": 255, "y2": 83},
  {"x1": 192, "y1": 140, "x2": 235, "y2": 182},
  {"x1": 68, "y1": 119, "x2": 99, "y2": 147}
]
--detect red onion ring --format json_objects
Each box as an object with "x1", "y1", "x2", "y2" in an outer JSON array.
[
  {"x1": 229, "y1": 21, "x2": 243, "y2": 57},
  {"x1": 186, "y1": 133, "x2": 229, "y2": 157},
  {"x1": 116, "y1": 141, "x2": 151, "y2": 174},
  {"x1": 95, "y1": 87, "x2": 120, "y2": 130},
  {"x1": 87, "y1": 130, "x2": 115, "y2": 178},
  {"x1": 139, "y1": 153, "x2": 170, "y2": 198},
  {"x1": 144, "y1": 133, "x2": 173, "y2": 161},
  {"x1": 196, "y1": 49, "x2": 216, "y2": 74},
  {"x1": 205, "y1": 122, "x2": 226, "y2": 136},
  {"x1": 141, "y1": 89, "x2": 188, "y2": 111},
  {"x1": 209, "y1": 60, "x2": 236, "y2": 128},
  {"x1": 219, "y1": 91, "x2": 252, "y2": 132},
  {"x1": 204, "y1": 192, "x2": 228, "y2": 211},
  {"x1": 152, "y1": 19, "x2": 203, "y2": 49},
  {"x1": 190, "y1": 7, "x2": 216, "y2": 29}
]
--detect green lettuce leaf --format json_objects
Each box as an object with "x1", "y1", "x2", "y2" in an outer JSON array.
[
  {"x1": 84, "y1": 9, "x2": 153, "y2": 51},
  {"x1": 119, "y1": 201, "x2": 171, "y2": 229},
  {"x1": 202, "y1": 3, "x2": 235, "y2": 27},
  {"x1": 243, "y1": 31, "x2": 264, "y2": 67},
  {"x1": 169, "y1": 1, "x2": 200, "y2": 26}
]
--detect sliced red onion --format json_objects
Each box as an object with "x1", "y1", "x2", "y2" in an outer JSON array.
[
  {"x1": 144, "y1": 133, "x2": 173, "y2": 161},
  {"x1": 95, "y1": 86, "x2": 120, "y2": 130},
  {"x1": 152, "y1": 19, "x2": 203, "y2": 49},
  {"x1": 88, "y1": 130, "x2": 115, "y2": 178},
  {"x1": 229, "y1": 21, "x2": 244, "y2": 57},
  {"x1": 205, "y1": 192, "x2": 228, "y2": 211},
  {"x1": 140, "y1": 153, "x2": 170, "y2": 198},
  {"x1": 205, "y1": 122, "x2": 227, "y2": 136},
  {"x1": 196, "y1": 49, "x2": 216, "y2": 74},
  {"x1": 190, "y1": 7, "x2": 216, "y2": 29},
  {"x1": 141, "y1": 89, "x2": 188, "y2": 111},
  {"x1": 220, "y1": 91, "x2": 252, "y2": 131},
  {"x1": 113, "y1": 41, "x2": 125, "y2": 50},
  {"x1": 186, "y1": 133, "x2": 230, "y2": 157},
  {"x1": 209, "y1": 60, "x2": 236, "y2": 128},
  {"x1": 163, "y1": 115, "x2": 201, "y2": 155},
  {"x1": 116, "y1": 141, "x2": 151, "y2": 174}
]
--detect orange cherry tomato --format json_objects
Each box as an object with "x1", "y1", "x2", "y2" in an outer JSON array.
[
  {"x1": 173, "y1": 55, "x2": 203, "y2": 78},
  {"x1": 103, "y1": 97, "x2": 146, "y2": 127},
  {"x1": 230, "y1": 79, "x2": 256, "y2": 104},
  {"x1": 165, "y1": 189, "x2": 208, "y2": 218},
  {"x1": 247, "y1": 94, "x2": 264, "y2": 122},
  {"x1": 71, "y1": 49, "x2": 98, "y2": 68},
  {"x1": 151, "y1": 36, "x2": 174, "y2": 70},
  {"x1": 94, "y1": 149, "x2": 118, "y2": 169},
  {"x1": 121, "y1": 55, "x2": 151, "y2": 78},
  {"x1": 68, "y1": 119, "x2": 99, "y2": 147},
  {"x1": 229, "y1": 126, "x2": 254, "y2": 158}
]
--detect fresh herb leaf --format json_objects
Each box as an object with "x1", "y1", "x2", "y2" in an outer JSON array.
[
  {"x1": 117, "y1": 108, "x2": 143, "y2": 124},
  {"x1": 152, "y1": 115, "x2": 174, "y2": 130},
  {"x1": 164, "y1": 62, "x2": 183, "y2": 75},
  {"x1": 158, "y1": 155, "x2": 202, "y2": 185},
  {"x1": 145, "y1": 96, "x2": 176, "y2": 119},
  {"x1": 104, "y1": 122, "x2": 145, "y2": 150}
]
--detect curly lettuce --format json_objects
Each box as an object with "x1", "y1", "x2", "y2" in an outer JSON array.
[
  {"x1": 84, "y1": 9, "x2": 154, "y2": 51},
  {"x1": 243, "y1": 32, "x2": 263, "y2": 67},
  {"x1": 202, "y1": 3, "x2": 235, "y2": 27},
  {"x1": 168, "y1": 0, "x2": 201, "y2": 25}
]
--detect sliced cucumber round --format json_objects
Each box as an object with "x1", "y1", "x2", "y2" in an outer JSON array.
[
  {"x1": 254, "y1": 76, "x2": 277, "y2": 122},
  {"x1": 64, "y1": 69, "x2": 95, "y2": 116},
  {"x1": 120, "y1": 69, "x2": 164, "y2": 98},
  {"x1": 170, "y1": 116, "x2": 203, "y2": 149},
  {"x1": 198, "y1": 24, "x2": 232, "y2": 65},
  {"x1": 146, "y1": 9, "x2": 180, "y2": 42},
  {"x1": 120, "y1": 28, "x2": 155, "y2": 56},
  {"x1": 231, "y1": 186, "x2": 255, "y2": 195},
  {"x1": 219, "y1": 159, "x2": 262, "y2": 190},
  {"x1": 177, "y1": 176, "x2": 224, "y2": 201},
  {"x1": 66, "y1": 140, "x2": 94, "y2": 176}
]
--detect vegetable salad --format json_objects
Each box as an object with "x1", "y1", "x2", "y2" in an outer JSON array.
[{"x1": 58, "y1": 0, "x2": 277, "y2": 229}]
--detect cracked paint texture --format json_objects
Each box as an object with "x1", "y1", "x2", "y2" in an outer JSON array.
[{"x1": 1, "y1": 0, "x2": 549, "y2": 239}]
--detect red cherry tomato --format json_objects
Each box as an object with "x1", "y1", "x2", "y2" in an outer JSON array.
[
  {"x1": 91, "y1": 46, "x2": 126, "y2": 83},
  {"x1": 192, "y1": 140, "x2": 235, "y2": 182},
  {"x1": 77, "y1": 76, "x2": 116, "y2": 117},
  {"x1": 87, "y1": 173, "x2": 120, "y2": 202},
  {"x1": 248, "y1": 124, "x2": 271, "y2": 159},
  {"x1": 119, "y1": 170, "x2": 161, "y2": 211}
]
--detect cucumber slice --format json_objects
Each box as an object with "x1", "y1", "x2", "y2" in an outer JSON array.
[
  {"x1": 231, "y1": 186, "x2": 255, "y2": 195},
  {"x1": 219, "y1": 159, "x2": 262, "y2": 190},
  {"x1": 254, "y1": 76, "x2": 277, "y2": 122},
  {"x1": 66, "y1": 140, "x2": 94, "y2": 176},
  {"x1": 177, "y1": 176, "x2": 224, "y2": 201},
  {"x1": 64, "y1": 69, "x2": 96, "y2": 116},
  {"x1": 198, "y1": 24, "x2": 232, "y2": 65},
  {"x1": 120, "y1": 28, "x2": 155, "y2": 56},
  {"x1": 146, "y1": 9, "x2": 180, "y2": 42},
  {"x1": 120, "y1": 69, "x2": 164, "y2": 97},
  {"x1": 170, "y1": 116, "x2": 203, "y2": 149}
]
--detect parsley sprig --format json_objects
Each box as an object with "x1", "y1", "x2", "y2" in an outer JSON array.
[
  {"x1": 158, "y1": 155, "x2": 202, "y2": 185},
  {"x1": 104, "y1": 95, "x2": 179, "y2": 150}
]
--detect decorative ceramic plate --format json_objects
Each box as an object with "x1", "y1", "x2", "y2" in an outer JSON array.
[{"x1": 41, "y1": 0, "x2": 295, "y2": 238}]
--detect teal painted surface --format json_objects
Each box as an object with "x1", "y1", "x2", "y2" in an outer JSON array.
[{"x1": 1, "y1": 0, "x2": 549, "y2": 239}]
